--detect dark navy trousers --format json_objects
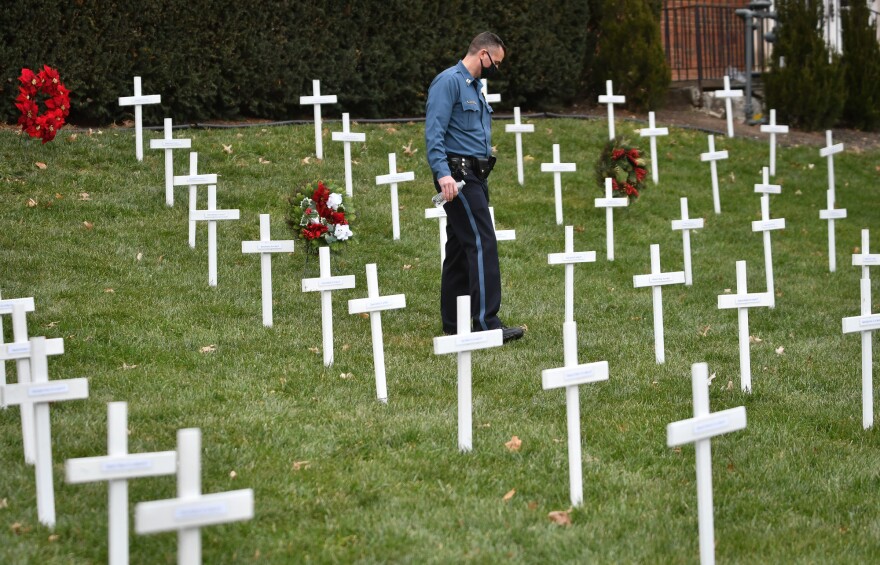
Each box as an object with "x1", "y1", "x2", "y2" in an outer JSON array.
[{"x1": 437, "y1": 170, "x2": 502, "y2": 333}]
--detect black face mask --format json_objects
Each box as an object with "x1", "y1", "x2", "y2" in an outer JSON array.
[{"x1": 480, "y1": 51, "x2": 498, "y2": 79}]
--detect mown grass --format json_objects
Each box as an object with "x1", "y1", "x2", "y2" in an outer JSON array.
[{"x1": 0, "y1": 115, "x2": 879, "y2": 563}]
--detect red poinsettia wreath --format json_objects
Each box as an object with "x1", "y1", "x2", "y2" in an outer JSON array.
[
  {"x1": 595, "y1": 138, "x2": 649, "y2": 200},
  {"x1": 16, "y1": 66, "x2": 71, "y2": 143}
]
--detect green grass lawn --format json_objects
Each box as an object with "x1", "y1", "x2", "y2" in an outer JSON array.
[{"x1": 1, "y1": 115, "x2": 879, "y2": 563}]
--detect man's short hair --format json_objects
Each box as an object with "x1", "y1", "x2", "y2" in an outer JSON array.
[{"x1": 468, "y1": 32, "x2": 506, "y2": 56}]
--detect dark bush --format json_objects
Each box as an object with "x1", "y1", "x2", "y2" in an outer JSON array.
[{"x1": 840, "y1": 0, "x2": 880, "y2": 131}]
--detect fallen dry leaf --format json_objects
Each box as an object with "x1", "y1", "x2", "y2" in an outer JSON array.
[
  {"x1": 0, "y1": 498, "x2": 7, "y2": 509},
  {"x1": 26, "y1": 198, "x2": 37, "y2": 208},
  {"x1": 729, "y1": 171, "x2": 736, "y2": 182},
  {"x1": 854, "y1": 246, "x2": 861, "y2": 254},
  {"x1": 222, "y1": 144, "x2": 233, "y2": 154},
  {"x1": 302, "y1": 156, "x2": 312, "y2": 165},
  {"x1": 79, "y1": 192, "x2": 91, "y2": 201},
  {"x1": 727, "y1": 380, "x2": 734, "y2": 390},
  {"x1": 292, "y1": 460, "x2": 311, "y2": 471},
  {"x1": 527, "y1": 501, "x2": 538, "y2": 511},
  {"x1": 121, "y1": 362, "x2": 138, "y2": 370},
  {"x1": 523, "y1": 155, "x2": 535, "y2": 162},
  {"x1": 724, "y1": 288, "x2": 732, "y2": 294},
  {"x1": 502, "y1": 489, "x2": 516, "y2": 502},
  {"x1": 574, "y1": 226, "x2": 585, "y2": 233},
  {"x1": 199, "y1": 344, "x2": 217, "y2": 354},
  {"x1": 505, "y1": 436, "x2": 523, "y2": 452},
  {"x1": 10, "y1": 522, "x2": 29, "y2": 535},
  {"x1": 795, "y1": 189, "x2": 803, "y2": 195},
  {"x1": 342, "y1": 343, "x2": 351, "y2": 351},
  {"x1": 402, "y1": 140, "x2": 418, "y2": 157},
  {"x1": 749, "y1": 335, "x2": 763, "y2": 344},
  {"x1": 35, "y1": 162, "x2": 47, "y2": 170},
  {"x1": 258, "y1": 157, "x2": 271, "y2": 164},
  {"x1": 775, "y1": 346, "x2": 785, "y2": 355},
  {"x1": 83, "y1": 221, "x2": 94, "y2": 230},
  {"x1": 359, "y1": 312, "x2": 369, "y2": 319},
  {"x1": 136, "y1": 252, "x2": 143, "y2": 261},
  {"x1": 308, "y1": 346, "x2": 320, "y2": 354},
  {"x1": 491, "y1": 145, "x2": 498, "y2": 154},
  {"x1": 68, "y1": 133, "x2": 78, "y2": 142},
  {"x1": 808, "y1": 163, "x2": 815, "y2": 169},
  {"x1": 55, "y1": 193, "x2": 63, "y2": 199},
  {"x1": 339, "y1": 372, "x2": 354, "y2": 379},
  {"x1": 45, "y1": 321, "x2": 59, "y2": 328},
  {"x1": 547, "y1": 509, "x2": 572, "y2": 526},
  {"x1": 699, "y1": 324, "x2": 711, "y2": 337},
  {"x1": 229, "y1": 470, "x2": 237, "y2": 479},
  {"x1": 383, "y1": 126, "x2": 398, "y2": 134},
  {"x1": 104, "y1": 288, "x2": 114, "y2": 293},
  {"x1": 708, "y1": 372, "x2": 717, "y2": 385},
  {"x1": 403, "y1": 264, "x2": 413, "y2": 270},
  {"x1": 545, "y1": 128, "x2": 553, "y2": 135}
]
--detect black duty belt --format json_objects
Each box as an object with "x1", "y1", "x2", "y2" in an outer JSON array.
[{"x1": 447, "y1": 155, "x2": 496, "y2": 180}]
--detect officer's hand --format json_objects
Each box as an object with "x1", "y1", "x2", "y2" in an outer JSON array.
[{"x1": 438, "y1": 175, "x2": 459, "y2": 202}]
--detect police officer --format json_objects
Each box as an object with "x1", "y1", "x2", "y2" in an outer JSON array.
[{"x1": 425, "y1": 32, "x2": 524, "y2": 342}]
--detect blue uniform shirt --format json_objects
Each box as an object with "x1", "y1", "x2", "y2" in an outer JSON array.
[{"x1": 425, "y1": 61, "x2": 494, "y2": 179}]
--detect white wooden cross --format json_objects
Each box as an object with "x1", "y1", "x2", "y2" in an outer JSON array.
[
  {"x1": 820, "y1": 187, "x2": 847, "y2": 273},
  {"x1": 671, "y1": 197, "x2": 705, "y2": 286},
  {"x1": 302, "y1": 246, "x2": 356, "y2": 367},
  {"x1": 504, "y1": 107, "x2": 534, "y2": 186},
  {"x1": 717, "y1": 261, "x2": 774, "y2": 392},
  {"x1": 597, "y1": 80, "x2": 625, "y2": 140},
  {"x1": 149, "y1": 118, "x2": 191, "y2": 207},
  {"x1": 633, "y1": 244, "x2": 685, "y2": 364},
  {"x1": 299, "y1": 79, "x2": 338, "y2": 160},
  {"x1": 118, "y1": 76, "x2": 161, "y2": 161},
  {"x1": 135, "y1": 428, "x2": 254, "y2": 565},
  {"x1": 190, "y1": 185, "x2": 240, "y2": 287},
  {"x1": 2, "y1": 337, "x2": 88, "y2": 527},
  {"x1": 700, "y1": 135, "x2": 729, "y2": 214},
  {"x1": 433, "y1": 295, "x2": 503, "y2": 452},
  {"x1": 540, "y1": 144, "x2": 577, "y2": 225},
  {"x1": 425, "y1": 206, "x2": 513, "y2": 268},
  {"x1": 715, "y1": 76, "x2": 743, "y2": 138},
  {"x1": 820, "y1": 130, "x2": 845, "y2": 202},
  {"x1": 667, "y1": 362, "x2": 747, "y2": 565},
  {"x1": 65, "y1": 402, "x2": 176, "y2": 565},
  {"x1": 760, "y1": 109, "x2": 788, "y2": 176},
  {"x1": 375, "y1": 152, "x2": 415, "y2": 240},
  {"x1": 348, "y1": 264, "x2": 406, "y2": 403},
  {"x1": 541, "y1": 321, "x2": 608, "y2": 506},
  {"x1": 639, "y1": 111, "x2": 669, "y2": 185},
  {"x1": 481, "y1": 79, "x2": 501, "y2": 104},
  {"x1": 754, "y1": 166, "x2": 781, "y2": 196},
  {"x1": 548, "y1": 226, "x2": 597, "y2": 323},
  {"x1": 594, "y1": 178, "x2": 629, "y2": 261},
  {"x1": 174, "y1": 152, "x2": 218, "y2": 249},
  {"x1": 751, "y1": 186, "x2": 785, "y2": 307},
  {"x1": 331, "y1": 113, "x2": 366, "y2": 197},
  {"x1": 241, "y1": 214, "x2": 295, "y2": 327},
  {"x1": 845, "y1": 229, "x2": 880, "y2": 429}
]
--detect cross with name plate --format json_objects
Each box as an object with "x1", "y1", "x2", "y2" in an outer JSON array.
[
  {"x1": 752, "y1": 173, "x2": 785, "y2": 306},
  {"x1": 149, "y1": 118, "x2": 191, "y2": 207},
  {"x1": 639, "y1": 111, "x2": 669, "y2": 185},
  {"x1": 540, "y1": 144, "x2": 577, "y2": 225},
  {"x1": 667, "y1": 362, "x2": 747, "y2": 565},
  {"x1": 717, "y1": 261, "x2": 774, "y2": 392},
  {"x1": 190, "y1": 185, "x2": 240, "y2": 287},
  {"x1": 375, "y1": 152, "x2": 415, "y2": 240},
  {"x1": 299, "y1": 79, "x2": 338, "y2": 160},
  {"x1": 597, "y1": 80, "x2": 625, "y2": 140},
  {"x1": 633, "y1": 244, "x2": 686, "y2": 364},
  {"x1": 135, "y1": 428, "x2": 254, "y2": 565},
  {"x1": 820, "y1": 186, "x2": 847, "y2": 272},
  {"x1": 504, "y1": 107, "x2": 534, "y2": 186},
  {"x1": 302, "y1": 246, "x2": 356, "y2": 367},
  {"x1": 241, "y1": 214, "x2": 295, "y2": 327},
  {"x1": 66, "y1": 402, "x2": 176, "y2": 565},
  {"x1": 700, "y1": 135, "x2": 729, "y2": 214},
  {"x1": 594, "y1": 178, "x2": 629, "y2": 261},
  {"x1": 548, "y1": 226, "x2": 597, "y2": 323},
  {"x1": 433, "y1": 296, "x2": 503, "y2": 452},
  {"x1": 348, "y1": 263, "x2": 407, "y2": 403},
  {"x1": 2, "y1": 337, "x2": 88, "y2": 527},
  {"x1": 174, "y1": 152, "x2": 218, "y2": 249},
  {"x1": 715, "y1": 76, "x2": 743, "y2": 138},
  {"x1": 541, "y1": 321, "x2": 608, "y2": 506},
  {"x1": 118, "y1": 76, "x2": 161, "y2": 161},
  {"x1": 331, "y1": 113, "x2": 366, "y2": 197},
  {"x1": 760, "y1": 109, "x2": 789, "y2": 176},
  {"x1": 671, "y1": 197, "x2": 705, "y2": 286},
  {"x1": 820, "y1": 130, "x2": 844, "y2": 201},
  {"x1": 425, "y1": 206, "x2": 514, "y2": 268}
]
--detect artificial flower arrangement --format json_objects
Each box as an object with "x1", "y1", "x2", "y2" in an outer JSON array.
[
  {"x1": 15, "y1": 66, "x2": 71, "y2": 143},
  {"x1": 287, "y1": 181, "x2": 356, "y2": 253},
  {"x1": 595, "y1": 138, "x2": 649, "y2": 199}
]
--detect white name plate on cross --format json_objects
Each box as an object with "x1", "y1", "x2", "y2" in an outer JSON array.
[
  {"x1": 242, "y1": 214, "x2": 295, "y2": 327},
  {"x1": 760, "y1": 109, "x2": 789, "y2": 176},
  {"x1": 302, "y1": 246, "x2": 356, "y2": 367},
  {"x1": 66, "y1": 402, "x2": 176, "y2": 565},
  {"x1": 754, "y1": 167, "x2": 781, "y2": 195},
  {"x1": 598, "y1": 79, "x2": 625, "y2": 140},
  {"x1": 667, "y1": 362, "x2": 746, "y2": 565},
  {"x1": 671, "y1": 197, "x2": 704, "y2": 286},
  {"x1": 135, "y1": 428, "x2": 254, "y2": 565},
  {"x1": 843, "y1": 272, "x2": 877, "y2": 429},
  {"x1": 0, "y1": 296, "x2": 35, "y2": 315},
  {"x1": 300, "y1": 79, "x2": 338, "y2": 160},
  {"x1": 540, "y1": 144, "x2": 576, "y2": 225},
  {"x1": 118, "y1": 76, "x2": 161, "y2": 161},
  {"x1": 375, "y1": 152, "x2": 415, "y2": 240},
  {"x1": 639, "y1": 112, "x2": 669, "y2": 185},
  {"x1": 175, "y1": 153, "x2": 212, "y2": 248},
  {"x1": 821, "y1": 130, "x2": 844, "y2": 204},
  {"x1": 542, "y1": 360, "x2": 609, "y2": 390},
  {"x1": 0, "y1": 299, "x2": 39, "y2": 461},
  {"x1": 594, "y1": 178, "x2": 629, "y2": 261},
  {"x1": 853, "y1": 230, "x2": 880, "y2": 272},
  {"x1": 752, "y1": 193, "x2": 785, "y2": 303},
  {"x1": 190, "y1": 185, "x2": 240, "y2": 287},
  {"x1": 432, "y1": 296, "x2": 503, "y2": 451},
  {"x1": 505, "y1": 107, "x2": 534, "y2": 186},
  {"x1": 715, "y1": 76, "x2": 743, "y2": 138},
  {"x1": 700, "y1": 135, "x2": 728, "y2": 214},
  {"x1": 150, "y1": 118, "x2": 192, "y2": 206},
  {"x1": 633, "y1": 244, "x2": 685, "y2": 364},
  {"x1": 820, "y1": 187, "x2": 847, "y2": 272},
  {"x1": 331, "y1": 113, "x2": 366, "y2": 196},
  {"x1": 0, "y1": 338, "x2": 65, "y2": 360},
  {"x1": 481, "y1": 79, "x2": 500, "y2": 104},
  {"x1": 548, "y1": 226, "x2": 596, "y2": 323},
  {"x1": 717, "y1": 261, "x2": 771, "y2": 392}
]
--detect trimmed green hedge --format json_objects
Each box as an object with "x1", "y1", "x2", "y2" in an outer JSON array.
[
  {"x1": 841, "y1": 0, "x2": 880, "y2": 131},
  {"x1": 1, "y1": 1, "x2": 595, "y2": 125}
]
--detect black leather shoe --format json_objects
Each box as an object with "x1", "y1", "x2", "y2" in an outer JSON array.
[{"x1": 501, "y1": 325, "x2": 524, "y2": 343}]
